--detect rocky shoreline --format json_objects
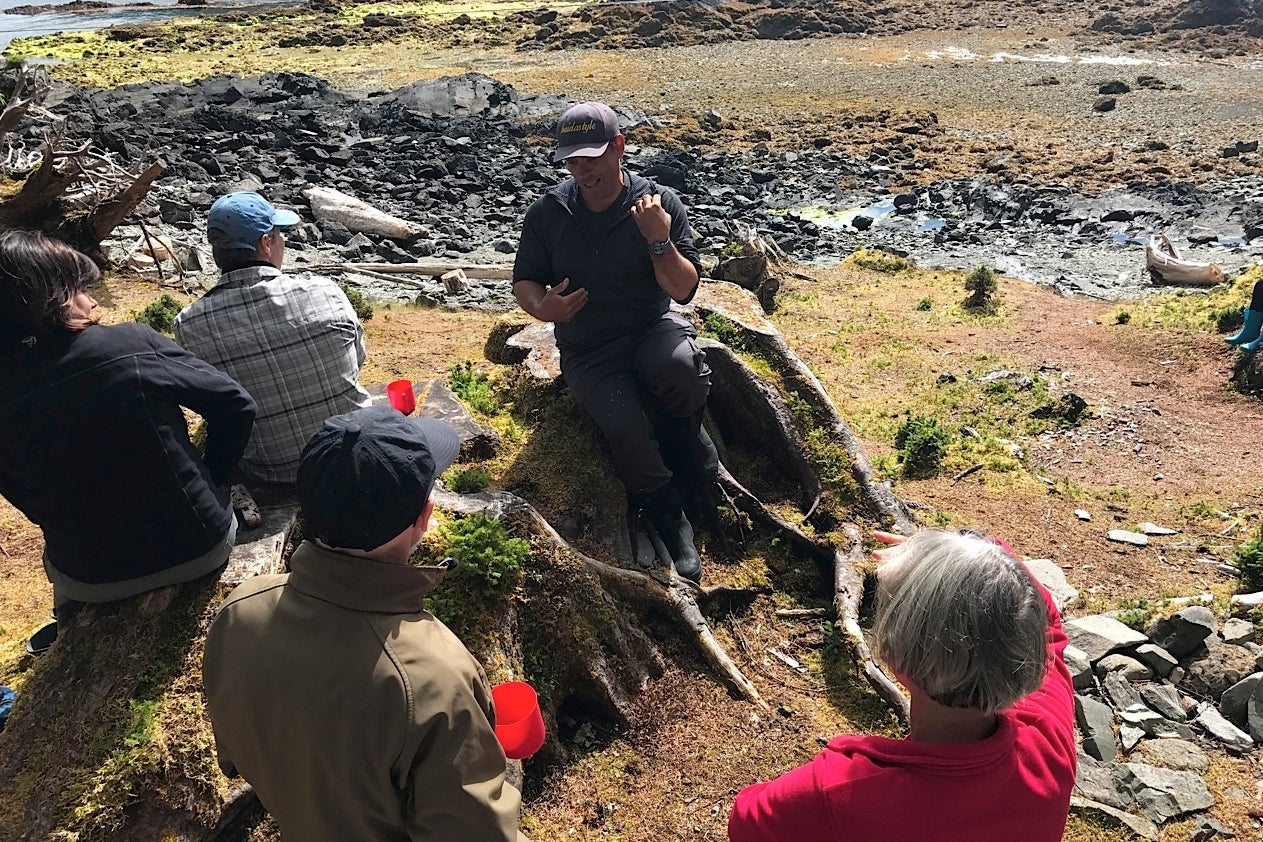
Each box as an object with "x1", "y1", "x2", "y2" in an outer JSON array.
[{"x1": 7, "y1": 68, "x2": 1263, "y2": 303}]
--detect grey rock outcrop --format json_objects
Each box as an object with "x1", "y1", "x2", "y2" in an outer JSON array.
[
  {"x1": 1096, "y1": 654, "x2": 1152, "y2": 682},
  {"x1": 1218, "y1": 672, "x2": 1262, "y2": 727},
  {"x1": 1146, "y1": 607, "x2": 1216, "y2": 659},
  {"x1": 1194, "y1": 703, "x2": 1253, "y2": 753},
  {"x1": 1067, "y1": 615, "x2": 1149, "y2": 662},
  {"x1": 1132, "y1": 643, "x2": 1178, "y2": 677},
  {"x1": 1076, "y1": 694, "x2": 1117, "y2": 761},
  {"x1": 1134, "y1": 738, "x2": 1209, "y2": 773},
  {"x1": 1024, "y1": 558, "x2": 1079, "y2": 611},
  {"x1": 1063, "y1": 645, "x2": 1094, "y2": 690},
  {"x1": 1116, "y1": 762, "x2": 1215, "y2": 824},
  {"x1": 1181, "y1": 638, "x2": 1258, "y2": 700},
  {"x1": 1139, "y1": 684, "x2": 1186, "y2": 721}
]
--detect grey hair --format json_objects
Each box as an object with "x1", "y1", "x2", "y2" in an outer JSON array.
[{"x1": 872, "y1": 529, "x2": 1048, "y2": 715}]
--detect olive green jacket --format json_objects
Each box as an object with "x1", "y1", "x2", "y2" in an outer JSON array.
[{"x1": 203, "y1": 541, "x2": 525, "y2": 841}]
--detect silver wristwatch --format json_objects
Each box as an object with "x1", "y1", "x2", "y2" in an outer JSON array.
[{"x1": 649, "y1": 239, "x2": 671, "y2": 256}]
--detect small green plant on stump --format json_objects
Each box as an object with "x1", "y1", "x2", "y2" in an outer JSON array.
[
  {"x1": 134, "y1": 294, "x2": 183, "y2": 334},
  {"x1": 424, "y1": 513, "x2": 529, "y2": 631},
  {"x1": 963, "y1": 265, "x2": 999, "y2": 313},
  {"x1": 449, "y1": 361, "x2": 499, "y2": 416},
  {"x1": 445, "y1": 466, "x2": 490, "y2": 494},
  {"x1": 1233, "y1": 522, "x2": 1263, "y2": 591},
  {"x1": 337, "y1": 282, "x2": 374, "y2": 321},
  {"x1": 894, "y1": 415, "x2": 952, "y2": 479}
]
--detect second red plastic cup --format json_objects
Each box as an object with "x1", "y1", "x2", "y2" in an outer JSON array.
[
  {"x1": 386, "y1": 379, "x2": 415, "y2": 415},
  {"x1": 491, "y1": 681, "x2": 546, "y2": 760}
]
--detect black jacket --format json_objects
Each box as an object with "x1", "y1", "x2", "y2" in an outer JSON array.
[
  {"x1": 0, "y1": 323, "x2": 256, "y2": 584},
  {"x1": 512, "y1": 169, "x2": 703, "y2": 353}
]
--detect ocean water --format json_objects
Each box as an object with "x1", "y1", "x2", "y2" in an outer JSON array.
[{"x1": 0, "y1": 0, "x2": 296, "y2": 51}]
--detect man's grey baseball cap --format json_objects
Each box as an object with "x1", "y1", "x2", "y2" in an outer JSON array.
[
  {"x1": 554, "y1": 101, "x2": 621, "y2": 163},
  {"x1": 207, "y1": 191, "x2": 301, "y2": 250}
]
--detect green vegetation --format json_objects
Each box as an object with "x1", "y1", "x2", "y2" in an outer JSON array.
[
  {"x1": 424, "y1": 513, "x2": 528, "y2": 630},
  {"x1": 133, "y1": 294, "x2": 183, "y2": 334},
  {"x1": 847, "y1": 248, "x2": 912, "y2": 273},
  {"x1": 700, "y1": 311, "x2": 757, "y2": 354},
  {"x1": 915, "y1": 297, "x2": 932, "y2": 311},
  {"x1": 1232, "y1": 521, "x2": 1263, "y2": 591},
  {"x1": 1114, "y1": 310, "x2": 1131, "y2": 325},
  {"x1": 338, "y1": 282, "x2": 374, "y2": 321},
  {"x1": 445, "y1": 466, "x2": 491, "y2": 493},
  {"x1": 894, "y1": 415, "x2": 951, "y2": 478},
  {"x1": 963, "y1": 265, "x2": 999, "y2": 313},
  {"x1": 1114, "y1": 598, "x2": 1152, "y2": 632},
  {"x1": 449, "y1": 361, "x2": 500, "y2": 416}
]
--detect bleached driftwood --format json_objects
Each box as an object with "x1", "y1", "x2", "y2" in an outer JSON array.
[
  {"x1": 1146, "y1": 234, "x2": 1225, "y2": 287},
  {"x1": 303, "y1": 186, "x2": 427, "y2": 241}
]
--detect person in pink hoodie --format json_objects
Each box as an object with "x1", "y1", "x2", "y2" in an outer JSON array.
[{"x1": 728, "y1": 528, "x2": 1076, "y2": 842}]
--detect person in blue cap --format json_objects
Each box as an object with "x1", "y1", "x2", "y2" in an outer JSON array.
[
  {"x1": 512, "y1": 102, "x2": 715, "y2": 582},
  {"x1": 175, "y1": 191, "x2": 371, "y2": 485}
]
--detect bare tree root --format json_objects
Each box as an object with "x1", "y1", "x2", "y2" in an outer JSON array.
[
  {"x1": 692, "y1": 284, "x2": 915, "y2": 533},
  {"x1": 716, "y1": 466, "x2": 909, "y2": 723},
  {"x1": 835, "y1": 526, "x2": 912, "y2": 723},
  {"x1": 436, "y1": 488, "x2": 767, "y2": 711}
]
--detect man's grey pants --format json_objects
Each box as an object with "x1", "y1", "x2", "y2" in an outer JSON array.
[{"x1": 562, "y1": 312, "x2": 711, "y2": 495}]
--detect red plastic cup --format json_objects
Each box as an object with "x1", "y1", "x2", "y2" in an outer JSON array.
[
  {"x1": 386, "y1": 379, "x2": 415, "y2": 415},
  {"x1": 491, "y1": 681, "x2": 546, "y2": 760}
]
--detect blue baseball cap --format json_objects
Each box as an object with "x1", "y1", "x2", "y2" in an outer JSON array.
[
  {"x1": 207, "y1": 192, "x2": 301, "y2": 250},
  {"x1": 297, "y1": 406, "x2": 461, "y2": 551}
]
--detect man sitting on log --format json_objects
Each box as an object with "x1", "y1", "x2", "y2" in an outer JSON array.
[
  {"x1": 204, "y1": 406, "x2": 528, "y2": 841},
  {"x1": 175, "y1": 191, "x2": 370, "y2": 485},
  {"x1": 512, "y1": 101, "x2": 714, "y2": 582}
]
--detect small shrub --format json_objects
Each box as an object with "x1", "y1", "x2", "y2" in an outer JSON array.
[
  {"x1": 338, "y1": 282, "x2": 374, "y2": 321},
  {"x1": 701, "y1": 311, "x2": 756, "y2": 354},
  {"x1": 894, "y1": 415, "x2": 952, "y2": 479},
  {"x1": 1114, "y1": 310, "x2": 1131, "y2": 325},
  {"x1": 1233, "y1": 522, "x2": 1263, "y2": 591},
  {"x1": 440, "y1": 513, "x2": 528, "y2": 593},
  {"x1": 134, "y1": 294, "x2": 183, "y2": 334},
  {"x1": 963, "y1": 265, "x2": 999, "y2": 312},
  {"x1": 849, "y1": 248, "x2": 912, "y2": 273},
  {"x1": 719, "y1": 241, "x2": 745, "y2": 258},
  {"x1": 449, "y1": 361, "x2": 499, "y2": 416},
  {"x1": 446, "y1": 466, "x2": 490, "y2": 494},
  {"x1": 915, "y1": 297, "x2": 932, "y2": 311}
]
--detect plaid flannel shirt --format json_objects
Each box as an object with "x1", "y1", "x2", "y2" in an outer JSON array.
[{"x1": 175, "y1": 266, "x2": 370, "y2": 484}]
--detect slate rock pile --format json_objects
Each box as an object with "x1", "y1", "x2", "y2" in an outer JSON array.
[
  {"x1": 6, "y1": 68, "x2": 1263, "y2": 300},
  {"x1": 1066, "y1": 604, "x2": 1263, "y2": 836}
]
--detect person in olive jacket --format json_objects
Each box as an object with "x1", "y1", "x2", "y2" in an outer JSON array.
[
  {"x1": 0, "y1": 230, "x2": 256, "y2": 652},
  {"x1": 204, "y1": 407, "x2": 528, "y2": 841}
]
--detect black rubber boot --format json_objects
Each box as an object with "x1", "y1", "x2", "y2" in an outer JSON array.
[{"x1": 638, "y1": 483, "x2": 703, "y2": 583}]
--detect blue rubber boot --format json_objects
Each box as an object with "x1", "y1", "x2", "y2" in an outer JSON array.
[
  {"x1": 1243, "y1": 333, "x2": 1263, "y2": 352},
  {"x1": 1226, "y1": 308, "x2": 1263, "y2": 345}
]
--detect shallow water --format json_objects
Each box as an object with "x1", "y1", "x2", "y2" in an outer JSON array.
[{"x1": 0, "y1": 0, "x2": 299, "y2": 51}]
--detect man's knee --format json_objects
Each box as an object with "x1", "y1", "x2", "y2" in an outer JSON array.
[{"x1": 641, "y1": 342, "x2": 709, "y2": 415}]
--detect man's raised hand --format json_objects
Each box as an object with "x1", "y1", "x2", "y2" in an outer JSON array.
[
  {"x1": 630, "y1": 193, "x2": 672, "y2": 245},
  {"x1": 539, "y1": 278, "x2": 588, "y2": 323}
]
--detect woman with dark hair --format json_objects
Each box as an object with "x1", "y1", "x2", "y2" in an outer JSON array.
[
  {"x1": 0, "y1": 230, "x2": 257, "y2": 652},
  {"x1": 728, "y1": 528, "x2": 1076, "y2": 842}
]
